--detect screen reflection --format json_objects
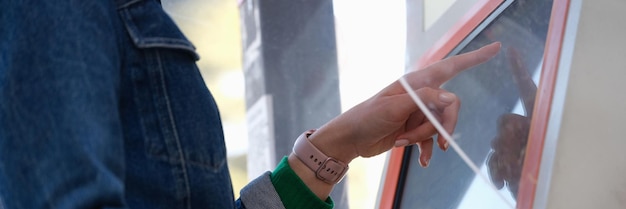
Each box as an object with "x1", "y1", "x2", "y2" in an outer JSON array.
[{"x1": 399, "y1": 0, "x2": 553, "y2": 208}]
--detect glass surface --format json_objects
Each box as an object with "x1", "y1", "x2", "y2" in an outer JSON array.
[{"x1": 399, "y1": 0, "x2": 553, "y2": 208}]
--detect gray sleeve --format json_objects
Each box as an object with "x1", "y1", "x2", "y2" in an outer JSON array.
[{"x1": 239, "y1": 171, "x2": 286, "y2": 209}]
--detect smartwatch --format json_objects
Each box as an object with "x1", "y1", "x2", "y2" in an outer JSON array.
[{"x1": 292, "y1": 130, "x2": 349, "y2": 184}]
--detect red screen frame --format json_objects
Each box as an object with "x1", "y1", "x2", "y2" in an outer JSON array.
[{"x1": 378, "y1": 0, "x2": 571, "y2": 208}]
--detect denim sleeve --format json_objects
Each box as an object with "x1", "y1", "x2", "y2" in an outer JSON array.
[{"x1": 0, "y1": 1, "x2": 126, "y2": 208}]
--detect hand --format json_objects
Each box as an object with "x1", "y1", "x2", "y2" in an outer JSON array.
[
  {"x1": 288, "y1": 42, "x2": 500, "y2": 200},
  {"x1": 309, "y1": 42, "x2": 501, "y2": 167},
  {"x1": 487, "y1": 113, "x2": 530, "y2": 197},
  {"x1": 487, "y1": 47, "x2": 537, "y2": 198}
]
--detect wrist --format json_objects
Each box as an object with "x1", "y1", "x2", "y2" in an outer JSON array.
[
  {"x1": 287, "y1": 153, "x2": 335, "y2": 199},
  {"x1": 292, "y1": 130, "x2": 350, "y2": 185},
  {"x1": 306, "y1": 126, "x2": 359, "y2": 164},
  {"x1": 288, "y1": 127, "x2": 358, "y2": 199}
]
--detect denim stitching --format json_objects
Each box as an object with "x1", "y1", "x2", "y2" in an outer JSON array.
[
  {"x1": 116, "y1": 0, "x2": 143, "y2": 9},
  {"x1": 139, "y1": 38, "x2": 195, "y2": 50},
  {"x1": 137, "y1": 39, "x2": 199, "y2": 60},
  {"x1": 119, "y1": 8, "x2": 199, "y2": 60},
  {"x1": 155, "y1": 51, "x2": 191, "y2": 209},
  {"x1": 120, "y1": 9, "x2": 143, "y2": 48}
]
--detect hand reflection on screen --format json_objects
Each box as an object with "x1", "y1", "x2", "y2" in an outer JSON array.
[{"x1": 487, "y1": 47, "x2": 537, "y2": 198}]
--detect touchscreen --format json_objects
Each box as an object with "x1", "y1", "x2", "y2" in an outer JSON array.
[{"x1": 397, "y1": 0, "x2": 553, "y2": 208}]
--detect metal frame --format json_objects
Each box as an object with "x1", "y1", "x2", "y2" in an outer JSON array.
[{"x1": 530, "y1": 0, "x2": 581, "y2": 208}]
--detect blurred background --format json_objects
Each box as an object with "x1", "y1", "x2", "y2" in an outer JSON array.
[
  {"x1": 161, "y1": 0, "x2": 454, "y2": 208},
  {"x1": 159, "y1": 1, "x2": 626, "y2": 208}
]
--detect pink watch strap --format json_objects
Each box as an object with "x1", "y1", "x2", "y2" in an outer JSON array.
[{"x1": 292, "y1": 130, "x2": 348, "y2": 184}]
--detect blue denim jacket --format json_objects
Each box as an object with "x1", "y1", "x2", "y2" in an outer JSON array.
[{"x1": 0, "y1": 0, "x2": 282, "y2": 208}]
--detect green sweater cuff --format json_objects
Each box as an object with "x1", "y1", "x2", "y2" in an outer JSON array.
[{"x1": 270, "y1": 156, "x2": 334, "y2": 209}]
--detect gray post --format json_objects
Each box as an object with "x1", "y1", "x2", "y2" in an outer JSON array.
[{"x1": 239, "y1": 0, "x2": 349, "y2": 208}]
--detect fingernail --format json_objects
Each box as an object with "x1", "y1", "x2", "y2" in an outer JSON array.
[
  {"x1": 394, "y1": 139, "x2": 410, "y2": 147},
  {"x1": 479, "y1": 42, "x2": 501, "y2": 60},
  {"x1": 420, "y1": 159, "x2": 430, "y2": 168},
  {"x1": 485, "y1": 42, "x2": 501, "y2": 49},
  {"x1": 439, "y1": 92, "x2": 455, "y2": 103},
  {"x1": 443, "y1": 142, "x2": 449, "y2": 151}
]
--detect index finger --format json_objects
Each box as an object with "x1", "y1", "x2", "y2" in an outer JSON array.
[
  {"x1": 507, "y1": 47, "x2": 537, "y2": 115},
  {"x1": 407, "y1": 42, "x2": 501, "y2": 88}
]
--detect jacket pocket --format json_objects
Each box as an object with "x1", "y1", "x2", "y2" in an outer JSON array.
[
  {"x1": 118, "y1": 0, "x2": 199, "y2": 60},
  {"x1": 118, "y1": 0, "x2": 227, "y2": 171}
]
